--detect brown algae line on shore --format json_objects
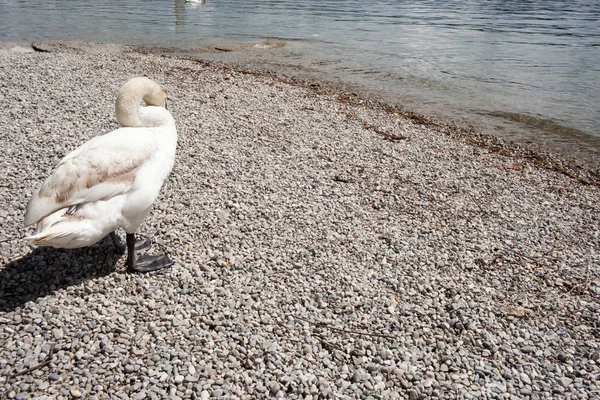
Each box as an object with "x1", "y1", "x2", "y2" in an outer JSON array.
[{"x1": 131, "y1": 45, "x2": 600, "y2": 186}]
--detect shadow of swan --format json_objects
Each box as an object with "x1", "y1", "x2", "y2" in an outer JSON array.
[{"x1": 0, "y1": 237, "x2": 122, "y2": 313}]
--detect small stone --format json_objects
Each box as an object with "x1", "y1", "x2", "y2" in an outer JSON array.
[
  {"x1": 174, "y1": 375, "x2": 184, "y2": 384},
  {"x1": 408, "y1": 389, "x2": 419, "y2": 400},
  {"x1": 48, "y1": 373, "x2": 60, "y2": 381},
  {"x1": 269, "y1": 381, "x2": 281, "y2": 393},
  {"x1": 558, "y1": 377, "x2": 573, "y2": 388},
  {"x1": 352, "y1": 370, "x2": 366, "y2": 383},
  {"x1": 200, "y1": 391, "x2": 210, "y2": 400},
  {"x1": 520, "y1": 373, "x2": 531, "y2": 385},
  {"x1": 70, "y1": 388, "x2": 82, "y2": 398},
  {"x1": 379, "y1": 349, "x2": 393, "y2": 360},
  {"x1": 132, "y1": 392, "x2": 147, "y2": 400},
  {"x1": 521, "y1": 346, "x2": 535, "y2": 354}
]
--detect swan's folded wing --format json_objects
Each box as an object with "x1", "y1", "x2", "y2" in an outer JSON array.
[{"x1": 24, "y1": 128, "x2": 157, "y2": 226}]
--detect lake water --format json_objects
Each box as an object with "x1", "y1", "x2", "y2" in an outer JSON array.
[{"x1": 1, "y1": 0, "x2": 599, "y2": 164}]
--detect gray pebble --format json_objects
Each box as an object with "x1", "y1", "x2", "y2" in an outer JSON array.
[
  {"x1": 48, "y1": 373, "x2": 60, "y2": 381},
  {"x1": 558, "y1": 377, "x2": 573, "y2": 388}
]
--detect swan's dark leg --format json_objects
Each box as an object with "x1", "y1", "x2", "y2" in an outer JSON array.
[
  {"x1": 111, "y1": 232, "x2": 150, "y2": 254},
  {"x1": 126, "y1": 233, "x2": 173, "y2": 273}
]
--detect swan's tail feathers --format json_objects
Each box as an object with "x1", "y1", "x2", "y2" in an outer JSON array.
[
  {"x1": 25, "y1": 226, "x2": 101, "y2": 249},
  {"x1": 24, "y1": 210, "x2": 106, "y2": 249},
  {"x1": 26, "y1": 230, "x2": 72, "y2": 247}
]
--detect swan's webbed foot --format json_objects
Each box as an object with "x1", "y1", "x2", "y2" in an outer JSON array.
[
  {"x1": 134, "y1": 239, "x2": 151, "y2": 252},
  {"x1": 130, "y1": 254, "x2": 174, "y2": 273},
  {"x1": 125, "y1": 233, "x2": 173, "y2": 273}
]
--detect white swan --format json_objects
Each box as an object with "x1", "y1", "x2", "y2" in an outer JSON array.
[{"x1": 24, "y1": 77, "x2": 178, "y2": 273}]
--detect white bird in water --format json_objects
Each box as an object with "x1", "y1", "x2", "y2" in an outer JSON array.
[{"x1": 24, "y1": 77, "x2": 178, "y2": 273}]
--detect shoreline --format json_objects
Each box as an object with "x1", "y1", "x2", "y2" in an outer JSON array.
[
  {"x1": 133, "y1": 42, "x2": 600, "y2": 185},
  {"x1": 8, "y1": 39, "x2": 600, "y2": 183},
  {"x1": 134, "y1": 41, "x2": 600, "y2": 177},
  {"x1": 1, "y1": 41, "x2": 599, "y2": 399}
]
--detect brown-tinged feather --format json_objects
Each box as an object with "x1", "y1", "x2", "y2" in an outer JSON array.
[
  {"x1": 25, "y1": 149, "x2": 152, "y2": 226},
  {"x1": 48, "y1": 153, "x2": 148, "y2": 205}
]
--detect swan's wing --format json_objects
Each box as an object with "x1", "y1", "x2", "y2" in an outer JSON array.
[{"x1": 24, "y1": 128, "x2": 158, "y2": 226}]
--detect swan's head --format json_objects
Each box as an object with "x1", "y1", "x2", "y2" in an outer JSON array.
[
  {"x1": 116, "y1": 77, "x2": 169, "y2": 127},
  {"x1": 141, "y1": 80, "x2": 168, "y2": 109}
]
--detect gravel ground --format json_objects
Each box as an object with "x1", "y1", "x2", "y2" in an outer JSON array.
[{"x1": 0, "y1": 41, "x2": 599, "y2": 400}]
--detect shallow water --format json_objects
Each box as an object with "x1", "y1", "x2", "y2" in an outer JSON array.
[{"x1": 1, "y1": 0, "x2": 599, "y2": 163}]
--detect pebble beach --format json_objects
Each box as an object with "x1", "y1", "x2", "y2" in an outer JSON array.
[{"x1": 0, "y1": 41, "x2": 599, "y2": 399}]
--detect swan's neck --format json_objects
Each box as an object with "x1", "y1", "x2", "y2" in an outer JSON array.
[
  {"x1": 115, "y1": 78, "x2": 169, "y2": 127},
  {"x1": 115, "y1": 87, "x2": 146, "y2": 127}
]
